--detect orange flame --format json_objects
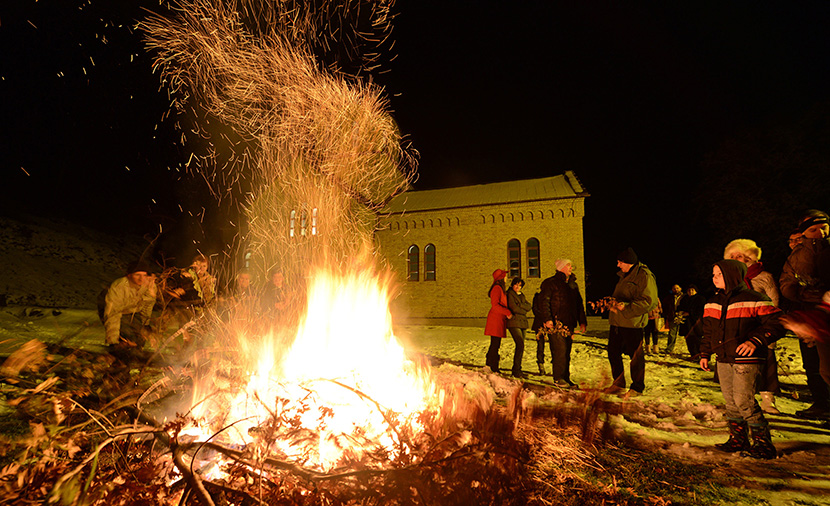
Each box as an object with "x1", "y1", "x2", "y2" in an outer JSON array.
[{"x1": 186, "y1": 264, "x2": 440, "y2": 471}]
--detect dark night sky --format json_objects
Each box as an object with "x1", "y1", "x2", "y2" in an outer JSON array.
[{"x1": 2, "y1": 1, "x2": 830, "y2": 299}]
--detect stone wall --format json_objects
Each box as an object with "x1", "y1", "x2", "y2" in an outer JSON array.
[{"x1": 375, "y1": 197, "x2": 586, "y2": 323}]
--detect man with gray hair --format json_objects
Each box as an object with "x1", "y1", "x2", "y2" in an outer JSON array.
[{"x1": 531, "y1": 258, "x2": 587, "y2": 387}]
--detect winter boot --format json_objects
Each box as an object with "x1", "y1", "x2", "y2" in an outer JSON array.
[
  {"x1": 651, "y1": 344, "x2": 659, "y2": 354},
  {"x1": 759, "y1": 392, "x2": 780, "y2": 415},
  {"x1": 537, "y1": 362, "x2": 547, "y2": 375},
  {"x1": 714, "y1": 419, "x2": 750, "y2": 453},
  {"x1": 743, "y1": 423, "x2": 776, "y2": 460},
  {"x1": 485, "y1": 351, "x2": 500, "y2": 374}
]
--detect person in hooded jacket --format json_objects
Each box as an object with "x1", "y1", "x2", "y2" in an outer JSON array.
[
  {"x1": 723, "y1": 239, "x2": 782, "y2": 414},
  {"x1": 699, "y1": 259, "x2": 784, "y2": 460},
  {"x1": 484, "y1": 269, "x2": 513, "y2": 374}
]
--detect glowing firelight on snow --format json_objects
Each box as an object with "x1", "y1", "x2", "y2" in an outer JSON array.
[{"x1": 184, "y1": 265, "x2": 441, "y2": 471}]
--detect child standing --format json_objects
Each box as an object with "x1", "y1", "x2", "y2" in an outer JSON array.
[{"x1": 699, "y1": 259, "x2": 784, "y2": 459}]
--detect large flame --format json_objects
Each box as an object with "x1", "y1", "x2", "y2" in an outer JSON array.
[{"x1": 186, "y1": 265, "x2": 439, "y2": 471}]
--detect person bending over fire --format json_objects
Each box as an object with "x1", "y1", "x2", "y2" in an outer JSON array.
[{"x1": 98, "y1": 260, "x2": 157, "y2": 360}]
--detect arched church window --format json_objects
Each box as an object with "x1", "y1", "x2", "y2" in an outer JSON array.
[
  {"x1": 424, "y1": 244, "x2": 436, "y2": 281},
  {"x1": 508, "y1": 239, "x2": 521, "y2": 278},
  {"x1": 408, "y1": 245, "x2": 419, "y2": 281},
  {"x1": 527, "y1": 238, "x2": 540, "y2": 278}
]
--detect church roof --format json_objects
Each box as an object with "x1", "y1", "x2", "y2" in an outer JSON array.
[{"x1": 381, "y1": 170, "x2": 588, "y2": 214}]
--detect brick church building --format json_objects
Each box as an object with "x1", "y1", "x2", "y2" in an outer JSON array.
[{"x1": 375, "y1": 171, "x2": 589, "y2": 325}]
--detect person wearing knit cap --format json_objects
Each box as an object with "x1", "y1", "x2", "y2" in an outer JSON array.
[
  {"x1": 531, "y1": 259, "x2": 587, "y2": 386},
  {"x1": 484, "y1": 269, "x2": 513, "y2": 374},
  {"x1": 606, "y1": 247, "x2": 658, "y2": 397},
  {"x1": 97, "y1": 259, "x2": 157, "y2": 360},
  {"x1": 780, "y1": 209, "x2": 830, "y2": 420},
  {"x1": 783, "y1": 290, "x2": 830, "y2": 425}
]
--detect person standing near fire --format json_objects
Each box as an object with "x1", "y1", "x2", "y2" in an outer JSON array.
[
  {"x1": 699, "y1": 259, "x2": 784, "y2": 459},
  {"x1": 661, "y1": 284, "x2": 685, "y2": 354},
  {"x1": 607, "y1": 247, "x2": 658, "y2": 397},
  {"x1": 506, "y1": 277, "x2": 532, "y2": 378},
  {"x1": 780, "y1": 210, "x2": 830, "y2": 420},
  {"x1": 262, "y1": 268, "x2": 288, "y2": 321},
  {"x1": 532, "y1": 259, "x2": 587, "y2": 387},
  {"x1": 484, "y1": 269, "x2": 512, "y2": 374},
  {"x1": 724, "y1": 238, "x2": 782, "y2": 414}
]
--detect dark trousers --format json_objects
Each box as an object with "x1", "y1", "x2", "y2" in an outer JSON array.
[
  {"x1": 507, "y1": 327, "x2": 526, "y2": 375},
  {"x1": 643, "y1": 319, "x2": 659, "y2": 346},
  {"x1": 801, "y1": 340, "x2": 830, "y2": 406},
  {"x1": 486, "y1": 336, "x2": 502, "y2": 373},
  {"x1": 686, "y1": 332, "x2": 701, "y2": 357},
  {"x1": 758, "y1": 344, "x2": 780, "y2": 393},
  {"x1": 537, "y1": 331, "x2": 573, "y2": 382},
  {"x1": 608, "y1": 325, "x2": 646, "y2": 392}
]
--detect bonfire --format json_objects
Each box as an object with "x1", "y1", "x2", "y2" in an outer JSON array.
[{"x1": 0, "y1": 1, "x2": 621, "y2": 504}]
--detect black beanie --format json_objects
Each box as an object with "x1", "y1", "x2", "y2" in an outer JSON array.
[
  {"x1": 617, "y1": 247, "x2": 638, "y2": 265},
  {"x1": 798, "y1": 210, "x2": 830, "y2": 233},
  {"x1": 126, "y1": 260, "x2": 151, "y2": 274}
]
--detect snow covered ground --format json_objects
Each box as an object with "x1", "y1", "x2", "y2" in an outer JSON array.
[
  {"x1": 1, "y1": 308, "x2": 829, "y2": 504},
  {"x1": 394, "y1": 319, "x2": 830, "y2": 505}
]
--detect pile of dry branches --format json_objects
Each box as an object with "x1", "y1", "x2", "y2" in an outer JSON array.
[{"x1": 1, "y1": 340, "x2": 631, "y2": 505}]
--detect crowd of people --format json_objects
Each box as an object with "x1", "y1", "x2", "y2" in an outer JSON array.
[
  {"x1": 97, "y1": 255, "x2": 289, "y2": 362},
  {"x1": 484, "y1": 209, "x2": 830, "y2": 460}
]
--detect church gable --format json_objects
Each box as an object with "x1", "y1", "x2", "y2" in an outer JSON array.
[{"x1": 375, "y1": 172, "x2": 588, "y2": 324}]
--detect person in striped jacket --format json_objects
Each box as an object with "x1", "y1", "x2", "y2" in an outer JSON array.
[{"x1": 699, "y1": 259, "x2": 785, "y2": 459}]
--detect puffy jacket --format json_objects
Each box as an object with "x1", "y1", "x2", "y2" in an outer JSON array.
[
  {"x1": 609, "y1": 262, "x2": 658, "y2": 329},
  {"x1": 699, "y1": 259, "x2": 784, "y2": 364},
  {"x1": 746, "y1": 265, "x2": 779, "y2": 307},
  {"x1": 780, "y1": 237, "x2": 830, "y2": 308},
  {"x1": 531, "y1": 271, "x2": 583, "y2": 331},
  {"x1": 506, "y1": 288, "x2": 532, "y2": 329}
]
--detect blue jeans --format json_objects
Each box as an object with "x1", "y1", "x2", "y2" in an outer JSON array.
[{"x1": 717, "y1": 361, "x2": 765, "y2": 425}]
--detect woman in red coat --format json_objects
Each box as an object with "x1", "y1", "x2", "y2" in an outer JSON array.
[{"x1": 485, "y1": 269, "x2": 513, "y2": 373}]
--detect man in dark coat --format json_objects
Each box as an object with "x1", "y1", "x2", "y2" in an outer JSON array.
[
  {"x1": 680, "y1": 284, "x2": 706, "y2": 357},
  {"x1": 780, "y1": 209, "x2": 830, "y2": 420},
  {"x1": 531, "y1": 259, "x2": 587, "y2": 386}
]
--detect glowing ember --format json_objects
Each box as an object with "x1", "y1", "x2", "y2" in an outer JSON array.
[{"x1": 186, "y1": 265, "x2": 438, "y2": 471}]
